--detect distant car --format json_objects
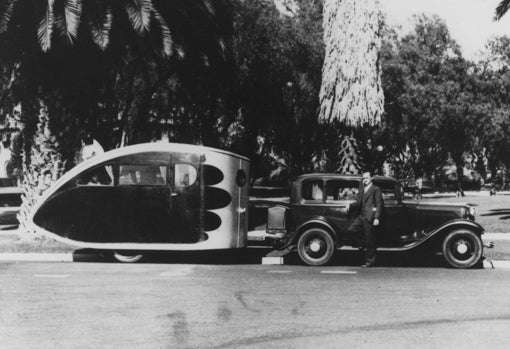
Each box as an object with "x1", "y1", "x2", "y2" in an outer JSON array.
[
  {"x1": 0, "y1": 186, "x2": 21, "y2": 226},
  {"x1": 249, "y1": 174, "x2": 487, "y2": 268}
]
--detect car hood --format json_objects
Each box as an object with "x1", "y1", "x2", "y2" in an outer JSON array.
[{"x1": 403, "y1": 200, "x2": 473, "y2": 211}]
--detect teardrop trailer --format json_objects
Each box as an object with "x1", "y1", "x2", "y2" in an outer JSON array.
[
  {"x1": 28, "y1": 143, "x2": 492, "y2": 267},
  {"x1": 28, "y1": 143, "x2": 250, "y2": 262}
]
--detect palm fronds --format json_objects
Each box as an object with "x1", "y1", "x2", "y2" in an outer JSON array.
[
  {"x1": 152, "y1": 8, "x2": 173, "y2": 57},
  {"x1": 0, "y1": 0, "x2": 18, "y2": 33},
  {"x1": 495, "y1": 0, "x2": 510, "y2": 20},
  {"x1": 89, "y1": 5, "x2": 112, "y2": 50},
  {"x1": 38, "y1": 0, "x2": 55, "y2": 52},
  {"x1": 124, "y1": 0, "x2": 152, "y2": 34}
]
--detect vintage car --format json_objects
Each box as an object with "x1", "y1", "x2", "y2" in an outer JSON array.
[{"x1": 249, "y1": 174, "x2": 488, "y2": 268}]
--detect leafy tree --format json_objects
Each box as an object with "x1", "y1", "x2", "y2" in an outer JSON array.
[
  {"x1": 228, "y1": 0, "x2": 324, "y2": 184},
  {"x1": 470, "y1": 36, "x2": 510, "y2": 180},
  {"x1": 380, "y1": 15, "x2": 475, "y2": 188}
]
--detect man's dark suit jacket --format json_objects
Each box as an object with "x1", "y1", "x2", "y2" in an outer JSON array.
[{"x1": 351, "y1": 183, "x2": 384, "y2": 223}]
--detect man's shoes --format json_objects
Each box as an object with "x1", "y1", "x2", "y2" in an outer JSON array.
[{"x1": 360, "y1": 263, "x2": 374, "y2": 268}]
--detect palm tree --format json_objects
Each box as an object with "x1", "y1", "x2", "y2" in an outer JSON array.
[
  {"x1": 0, "y1": 0, "x2": 175, "y2": 56},
  {"x1": 319, "y1": 0, "x2": 384, "y2": 173},
  {"x1": 495, "y1": 0, "x2": 510, "y2": 20}
]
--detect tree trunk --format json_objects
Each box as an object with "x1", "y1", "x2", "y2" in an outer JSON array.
[
  {"x1": 319, "y1": 0, "x2": 384, "y2": 126},
  {"x1": 319, "y1": 0, "x2": 384, "y2": 174},
  {"x1": 336, "y1": 133, "x2": 360, "y2": 174}
]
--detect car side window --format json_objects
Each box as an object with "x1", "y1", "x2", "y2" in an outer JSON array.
[
  {"x1": 325, "y1": 179, "x2": 359, "y2": 203},
  {"x1": 375, "y1": 180, "x2": 397, "y2": 200},
  {"x1": 301, "y1": 180, "x2": 323, "y2": 203}
]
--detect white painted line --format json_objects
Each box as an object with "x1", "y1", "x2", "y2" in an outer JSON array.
[
  {"x1": 159, "y1": 267, "x2": 194, "y2": 277},
  {"x1": 267, "y1": 270, "x2": 292, "y2": 273},
  {"x1": 262, "y1": 257, "x2": 284, "y2": 265},
  {"x1": 34, "y1": 274, "x2": 69, "y2": 278},
  {"x1": 0, "y1": 253, "x2": 73, "y2": 262},
  {"x1": 321, "y1": 270, "x2": 358, "y2": 274}
]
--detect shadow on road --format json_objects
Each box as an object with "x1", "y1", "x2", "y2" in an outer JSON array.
[{"x1": 72, "y1": 248, "x2": 454, "y2": 268}]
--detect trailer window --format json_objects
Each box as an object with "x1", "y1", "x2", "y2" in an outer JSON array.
[
  {"x1": 77, "y1": 165, "x2": 113, "y2": 186},
  {"x1": 174, "y1": 164, "x2": 197, "y2": 187},
  {"x1": 119, "y1": 165, "x2": 167, "y2": 186}
]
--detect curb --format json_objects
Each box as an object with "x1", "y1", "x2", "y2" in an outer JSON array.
[
  {"x1": 0, "y1": 253, "x2": 73, "y2": 262},
  {"x1": 484, "y1": 259, "x2": 510, "y2": 269},
  {"x1": 0, "y1": 252, "x2": 509, "y2": 269}
]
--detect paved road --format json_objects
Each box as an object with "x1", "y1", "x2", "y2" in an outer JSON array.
[{"x1": 1, "y1": 261, "x2": 510, "y2": 348}]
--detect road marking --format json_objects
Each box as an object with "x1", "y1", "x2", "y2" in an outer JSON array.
[
  {"x1": 267, "y1": 270, "x2": 292, "y2": 273},
  {"x1": 34, "y1": 274, "x2": 70, "y2": 278},
  {"x1": 321, "y1": 270, "x2": 357, "y2": 274},
  {"x1": 159, "y1": 267, "x2": 194, "y2": 277}
]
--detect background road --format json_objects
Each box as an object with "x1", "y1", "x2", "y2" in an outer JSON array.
[{"x1": 1, "y1": 260, "x2": 510, "y2": 348}]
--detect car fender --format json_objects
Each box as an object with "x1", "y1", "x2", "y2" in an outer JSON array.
[
  {"x1": 382, "y1": 219, "x2": 484, "y2": 252},
  {"x1": 429, "y1": 219, "x2": 484, "y2": 236},
  {"x1": 292, "y1": 217, "x2": 338, "y2": 243}
]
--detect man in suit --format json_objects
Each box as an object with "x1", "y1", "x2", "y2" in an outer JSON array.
[{"x1": 346, "y1": 171, "x2": 384, "y2": 267}]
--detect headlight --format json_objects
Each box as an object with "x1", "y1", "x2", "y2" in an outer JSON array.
[{"x1": 468, "y1": 206, "x2": 476, "y2": 219}]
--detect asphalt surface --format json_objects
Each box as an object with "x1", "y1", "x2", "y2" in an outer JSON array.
[{"x1": 1, "y1": 262, "x2": 510, "y2": 348}]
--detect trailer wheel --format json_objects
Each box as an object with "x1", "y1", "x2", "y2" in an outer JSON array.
[
  {"x1": 442, "y1": 229, "x2": 482, "y2": 269},
  {"x1": 113, "y1": 251, "x2": 144, "y2": 263},
  {"x1": 297, "y1": 227, "x2": 335, "y2": 266}
]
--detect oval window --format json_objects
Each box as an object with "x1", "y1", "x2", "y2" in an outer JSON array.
[
  {"x1": 236, "y1": 169, "x2": 247, "y2": 187},
  {"x1": 174, "y1": 164, "x2": 197, "y2": 187}
]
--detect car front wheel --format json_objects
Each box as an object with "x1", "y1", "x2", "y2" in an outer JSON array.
[
  {"x1": 112, "y1": 251, "x2": 144, "y2": 263},
  {"x1": 442, "y1": 229, "x2": 482, "y2": 268},
  {"x1": 297, "y1": 227, "x2": 336, "y2": 266}
]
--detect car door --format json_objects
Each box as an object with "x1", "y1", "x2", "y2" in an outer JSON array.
[
  {"x1": 290, "y1": 178, "x2": 325, "y2": 229},
  {"x1": 322, "y1": 178, "x2": 360, "y2": 240},
  {"x1": 375, "y1": 180, "x2": 416, "y2": 245}
]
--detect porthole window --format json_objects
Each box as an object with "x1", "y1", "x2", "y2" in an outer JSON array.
[
  {"x1": 236, "y1": 169, "x2": 247, "y2": 187},
  {"x1": 174, "y1": 164, "x2": 197, "y2": 187}
]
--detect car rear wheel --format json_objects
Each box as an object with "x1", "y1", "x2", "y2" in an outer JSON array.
[
  {"x1": 113, "y1": 251, "x2": 144, "y2": 263},
  {"x1": 442, "y1": 229, "x2": 482, "y2": 269},
  {"x1": 297, "y1": 227, "x2": 336, "y2": 266}
]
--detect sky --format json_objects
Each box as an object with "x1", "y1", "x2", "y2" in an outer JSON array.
[{"x1": 382, "y1": 0, "x2": 510, "y2": 59}]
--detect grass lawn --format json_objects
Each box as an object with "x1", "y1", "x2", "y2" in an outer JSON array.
[
  {"x1": 0, "y1": 229, "x2": 75, "y2": 253},
  {"x1": 420, "y1": 192, "x2": 510, "y2": 233}
]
